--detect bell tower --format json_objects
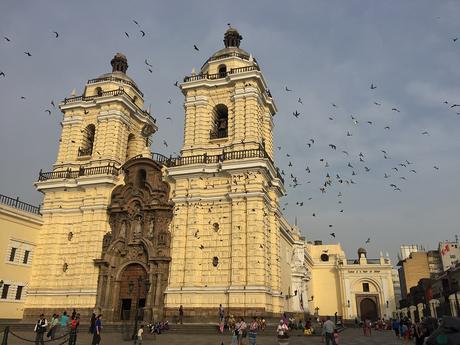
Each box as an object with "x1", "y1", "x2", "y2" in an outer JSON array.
[
  {"x1": 25, "y1": 54, "x2": 156, "y2": 318},
  {"x1": 164, "y1": 28, "x2": 286, "y2": 318}
]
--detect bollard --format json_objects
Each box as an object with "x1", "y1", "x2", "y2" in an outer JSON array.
[{"x1": 1, "y1": 326, "x2": 9, "y2": 345}]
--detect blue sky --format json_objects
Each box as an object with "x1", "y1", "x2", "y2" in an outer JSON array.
[{"x1": 1, "y1": 0, "x2": 459, "y2": 261}]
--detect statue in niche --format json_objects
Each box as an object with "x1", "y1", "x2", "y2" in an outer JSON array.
[
  {"x1": 132, "y1": 215, "x2": 143, "y2": 240},
  {"x1": 158, "y1": 232, "x2": 166, "y2": 246},
  {"x1": 119, "y1": 220, "x2": 127, "y2": 238},
  {"x1": 148, "y1": 218, "x2": 155, "y2": 239}
]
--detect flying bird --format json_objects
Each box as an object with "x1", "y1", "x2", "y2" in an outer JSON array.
[
  {"x1": 163, "y1": 140, "x2": 168, "y2": 147},
  {"x1": 24, "y1": 51, "x2": 32, "y2": 56},
  {"x1": 450, "y1": 104, "x2": 460, "y2": 108},
  {"x1": 285, "y1": 86, "x2": 292, "y2": 92},
  {"x1": 384, "y1": 126, "x2": 390, "y2": 130},
  {"x1": 145, "y1": 59, "x2": 153, "y2": 67},
  {"x1": 194, "y1": 45, "x2": 199, "y2": 51},
  {"x1": 421, "y1": 131, "x2": 429, "y2": 135},
  {"x1": 370, "y1": 83, "x2": 377, "y2": 89},
  {"x1": 52, "y1": 31, "x2": 59, "y2": 38},
  {"x1": 51, "y1": 100, "x2": 55, "y2": 108},
  {"x1": 298, "y1": 98, "x2": 303, "y2": 104},
  {"x1": 44, "y1": 109, "x2": 51, "y2": 115},
  {"x1": 133, "y1": 19, "x2": 140, "y2": 27},
  {"x1": 124, "y1": 32, "x2": 129, "y2": 38},
  {"x1": 433, "y1": 166, "x2": 439, "y2": 170},
  {"x1": 0, "y1": 71, "x2": 5, "y2": 77},
  {"x1": 3, "y1": 36, "x2": 11, "y2": 42},
  {"x1": 365, "y1": 238, "x2": 371, "y2": 244},
  {"x1": 374, "y1": 102, "x2": 381, "y2": 106},
  {"x1": 452, "y1": 37, "x2": 458, "y2": 42},
  {"x1": 140, "y1": 30, "x2": 146, "y2": 37},
  {"x1": 293, "y1": 110, "x2": 300, "y2": 118},
  {"x1": 391, "y1": 108, "x2": 400, "y2": 112}
]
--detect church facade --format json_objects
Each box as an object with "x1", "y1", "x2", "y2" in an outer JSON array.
[{"x1": 21, "y1": 28, "x2": 394, "y2": 321}]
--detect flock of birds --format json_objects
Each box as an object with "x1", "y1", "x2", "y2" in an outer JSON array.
[{"x1": 1, "y1": 18, "x2": 459, "y2": 250}]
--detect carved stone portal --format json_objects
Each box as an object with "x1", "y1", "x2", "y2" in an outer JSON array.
[{"x1": 94, "y1": 157, "x2": 173, "y2": 322}]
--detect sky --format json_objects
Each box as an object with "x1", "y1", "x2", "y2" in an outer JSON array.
[{"x1": 1, "y1": 0, "x2": 459, "y2": 262}]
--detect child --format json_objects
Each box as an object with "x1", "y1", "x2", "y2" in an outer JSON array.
[
  {"x1": 135, "y1": 325, "x2": 144, "y2": 345},
  {"x1": 333, "y1": 329, "x2": 340, "y2": 344}
]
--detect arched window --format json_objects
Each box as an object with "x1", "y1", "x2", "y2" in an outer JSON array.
[
  {"x1": 218, "y1": 65, "x2": 227, "y2": 78},
  {"x1": 95, "y1": 87, "x2": 103, "y2": 96},
  {"x1": 210, "y1": 104, "x2": 228, "y2": 139},
  {"x1": 78, "y1": 124, "x2": 95, "y2": 157},
  {"x1": 126, "y1": 133, "x2": 136, "y2": 160}
]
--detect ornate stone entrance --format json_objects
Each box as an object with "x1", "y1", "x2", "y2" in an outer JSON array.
[{"x1": 94, "y1": 157, "x2": 173, "y2": 322}]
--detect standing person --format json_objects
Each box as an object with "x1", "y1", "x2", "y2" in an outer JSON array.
[
  {"x1": 322, "y1": 316, "x2": 336, "y2": 345},
  {"x1": 89, "y1": 312, "x2": 96, "y2": 334},
  {"x1": 48, "y1": 313, "x2": 59, "y2": 339},
  {"x1": 248, "y1": 317, "x2": 258, "y2": 345},
  {"x1": 134, "y1": 325, "x2": 144, "y2": 345},
  {"x1": 392, "y1": 318, "x2": 400, "y2": 338},
  {"x1": 60, "y1": 311, "x2": 69, "y2": 336},
  {"x1": 414, "y1": 321, "x2": 426, "y2": 345},
  {"x1": 218, "y1": 304, "x2": 225, "y2": 333},
  {"x1": 276, "y1": 320, "x2": 289, "y2": 341},
  {"x1": 34, "y1": 314, "x2": 48, "y2": 345},
  {"x1": 178, "y1": 305, "x2": 184, "y2": 324},
  {"x1": 68, "y1": 313, "x2": 80, "y2": 345},
  {"x1": 92, "y1": 314, "x2": 102, "y2": 345},
  {"x1": 235, "y1": 317, "x2": 247, "y2": 345},
  {"x1": 333, "y1": 329, "x2": 340, "y2": 344}
]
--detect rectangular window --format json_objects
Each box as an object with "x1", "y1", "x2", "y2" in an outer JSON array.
[
  {"x1": 15, "y1": 286, "x2": 23, "y2": 300},
  {"x1": 9, "y1": 248, "x2": 17, "y2": 262},
  {"x1": 1, "y1": 284, "x2": 10, "y2": 299},
  {"x1": 363, "y1": 283, "x2": 370, "y2": 292},
  {"x1": 23, "y1": 250, "x2": 30, "y2": 264}
]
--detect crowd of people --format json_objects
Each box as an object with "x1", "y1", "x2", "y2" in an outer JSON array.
[{"x1": 33, "y1": 310, "x2": 102, "y2": 345}]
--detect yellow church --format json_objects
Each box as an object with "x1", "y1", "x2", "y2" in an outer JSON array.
[{"x1": 2, "y1": 28, "x2": 395, "y2": 322}]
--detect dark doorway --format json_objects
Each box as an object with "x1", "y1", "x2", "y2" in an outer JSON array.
[
  {"x1": 121, "y1": 299, "x2": 132, "y2": 320},
  {"x1": 360, "y1": 298, "x2": 378, "y2": 321}
]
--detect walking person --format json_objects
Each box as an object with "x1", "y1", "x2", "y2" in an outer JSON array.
[
  {"x1": 248, "y1": 317, "x2": 258, "y2": 345},
  {"x1": 178, "y1": 305, "x2": 184, "y2": 324},
  {"x1": 134, "y1": 325, "x2": 144, "y2": 345},
  {"x1": 91, "y1": 314, "x2": 102, "y2": 345},
  {"x1": 34, "y1": 314, "x2": 48, "y2": 345},
  {"x1": 48, "y1": 313, "x2": 59, "y2": 339},
  {"x1": 60, "y1": 311, "x2": 69, "y2": 336},
  {"x1": 89, "y1": 312, "x2": 96, "y2": 334},
  {"x1": 68, "y1": 313, "x2": 80, "y2": 345},
  {"x1": 218, "y1": 304, "x2": 225, "y2": 333},
  {"x1": 235, "y1": 317, "x2": 247, "y2": 345},
  {"x1": 392, "y1": 318, "x2": 400, "y2": 338},
  {"x1": 322, "y1": 316, "x2": 336, "y2": 345}
]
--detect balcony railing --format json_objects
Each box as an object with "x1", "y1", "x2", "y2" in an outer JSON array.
[
  {"x1": 38, "y1": 164, "x2": 120, "y2": 181},
  {"x1": 151, "y1": 145, "x2": 284, "y2": 184},
  {"x1": 63, "y1": 89, "x2": 156, "y2": 123},
  {"x1": 0, "y1": 193, "x2": 41, "y2": 215},
  {"x1": 87, "y1": 75, "x2": 144, "y2": 97},
  {"x1": 210, "y1": 129, "x2": 228, "y2": 140},
  {"x1": 183, "y1": 65, "x2": 260, "y2": 83}
]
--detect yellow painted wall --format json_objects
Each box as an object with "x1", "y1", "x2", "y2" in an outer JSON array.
[{"x1": 0, "y1": 203, "x2": 42, "y2": 319}]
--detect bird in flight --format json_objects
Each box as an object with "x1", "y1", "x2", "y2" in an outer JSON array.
[
  {"x1": 453, "y1": 37, "x2": 458, "y2": 42},
  {"x1": 145, "y1": 59, "x2": 153, "y2": 67},
  {"x1": 165, "y1": 117, "x2": 172, "y2": 120},
  {"x1": 374, "y1": 102, "x2": 381, "y2": 106},
  {"x1": 298, "y1": 98, "x2": 303, "y2": 104},
  {"x1": 391, "y1": 108, "x2": 400, "y2": 112},
  {"x1": 163, "y1": 140, "x2": 168, "y2": 147},
  {"x1": 194, "y1": 44, "x2": 199, "y2": 51},
  {"x1": 433, "y1": 166, "x2": 439, "y2": 170},
  {"x1": 3, "y1": 36, "x2": 11, "y2": 42},
  {"x1": 140, "y1": 30, "x2": 146, "y2": 37},
  {"x1": 285, "y1": 86, "x2": 292, "y2": 92},
  {"x1": 0, "y1": 71, "x2": 5, "y2": 77},
  {"x1": 44, "y1": 109, "x2": 51, "y2": 115},
  {"x1": 293, "y1": 110, "x2": 300, "y2": 118},
  {"x1": 133, "y1": 19, "x2": 140, "y2": 27},
  {"x1": 332, "y1": 103, "x2": 337, "y2": 107},
  {"x1": 370, "y1": 83, "x2": 377, "y2": 90},
  {"x1": 384, "y1": 126, "x2": 390, "y2": 130},
  {"x1": 24, "y1": 51, "x2": 32, "y2": 56},
  {"x1": 365, "y1": 238, "x2": 371, "y2": 244},
  {"x1": 53, "y1": 31, "x2": 59, "y2": 38},
  {"x1": 450, "y1": 104, "x2": 460, "y2": 108},
  {"x1": 124, "y1": 32, "x2": 129, "y2": 38},
  {"x1": 330, "y1": 233, "x2": 335, "y2": 238},
  {"x1": 421, "y1": 131, "x2": 429, "y2": 135}
]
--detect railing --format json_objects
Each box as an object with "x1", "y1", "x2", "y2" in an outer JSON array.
[
  {"x1": 63, "y1": 89, "x2": 156, "y2": 123},
  {"x1": 0, "y1": 193, "x2": 41, "y2": 215},
  {"x1": 151, "y1": 145, "x2": 284, "y2": 184},
  {"x1": 206, "y1": 51, "x2": 250, "y2": 63},
  {"x1": 346, "y1": 258, "x2": 382, "y2": 265},
  {"x1": 87, "y1": 75, "x2": 144, "y2": 97},
  {"x1": 78, "y1": 147, "x2": 92, "y2": 157},
  {"x1": 183, "y1": 65, "x2": 260, "y2": 83},
  {"x1": 210, "y1": 129, "x2": 228, "y2": 139},
  {"x1": 38, "y1": 164, "x2": 120, "y2": 181}
]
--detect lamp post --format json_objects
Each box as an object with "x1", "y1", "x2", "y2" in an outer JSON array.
[{"x1": 131, "y1": 277, "x2": 150, "y2": 340}]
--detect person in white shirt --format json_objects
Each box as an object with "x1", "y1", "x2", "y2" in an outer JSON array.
[
  {"x1": 134, "y1": 325, "x2": 144, "y2": 345},
  {"x1": 34, "y1": 314, "x2": 48, "y2": 345},
  {"x1": 322, "y1": 316, "x2": 336, "y2": 345}
]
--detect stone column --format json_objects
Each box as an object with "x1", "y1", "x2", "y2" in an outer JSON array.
[{"x1": 409, "y1": 305, "x2": 416, "y2": 321}]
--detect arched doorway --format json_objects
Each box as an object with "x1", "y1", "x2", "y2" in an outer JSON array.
[
  {"x1": 119, "y1": 264, "x2": 148, "y2": 320},
  {"x1": 360, "y1": 298, "x2": 378, "y2": 321}
]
